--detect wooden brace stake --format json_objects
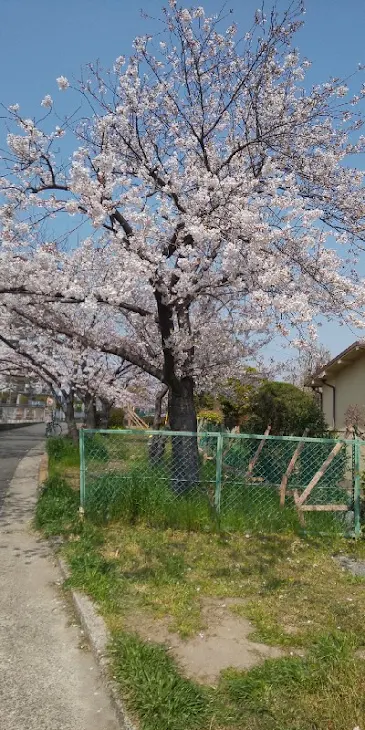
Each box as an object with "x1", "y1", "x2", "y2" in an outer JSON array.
[
  {"x1": 300, "y1": 504, "x2": 348, "y2": 512},
  {"x1": 279, "y1": 429, "x2": 308, "y2": 507},
  {"x1": 245, "y1": 426, "x2": 271, "y2": 479},
  {"x1": 293, "y1": 490, "x2": 306, "y2": 526},
  {"x1": 297, "y1": 430, "x2": 351, "y2": 507}
]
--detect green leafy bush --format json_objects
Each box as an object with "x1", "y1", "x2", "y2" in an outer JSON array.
[
  {"x1": 247, "y1": 381, "x2": 328, "y2": 437},
  {"x1": 219, "y1": 375, "x2": 257, "y2": 429},
  {"x1": 109, "y1": 408, "x2": 125, "y2": 428},
  {"x1": 197, "y1": 409, "x2": 223, "y2": 428}
]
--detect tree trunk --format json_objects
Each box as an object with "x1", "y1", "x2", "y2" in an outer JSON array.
[
  {"x1": 63, "y1": 394, "x2": 78, "y2": 444},
  {"x1": 168, "y1": 377, "x2": 199, "y2": 493},
  {"x1": 149, "y1": 384, "x2": 168, "y2": 466},
  {"x1": 84, "y1": 393, "x2": 97, "y2": 429},
  {"x1": 154, "y1": 293, "x2": 198, "y2": 491},
  {"x1": 99, "y1": 400, "x2": 111, "y2": 429}
]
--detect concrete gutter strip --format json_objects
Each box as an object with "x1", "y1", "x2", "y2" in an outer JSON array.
[
  {"x1": 55, "y1": 556, "x2": 136, "y2": 730},
  {"x1": 38, "y1": 452, "x2": 49, "y2": 484}
]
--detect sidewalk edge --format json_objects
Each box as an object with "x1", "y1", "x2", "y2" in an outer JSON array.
[
  {"x1": 54, "y1": 553, "x2": 136, "y2": 730},
  {"x1": 39, "y1": 451, "x2": 136, "y2": 730}
]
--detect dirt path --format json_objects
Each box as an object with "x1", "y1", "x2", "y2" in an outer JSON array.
[{"x1": 126, "y1": 597, "x2": 285, "y2": 685}]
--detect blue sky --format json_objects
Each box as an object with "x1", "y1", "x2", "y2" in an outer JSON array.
[{"x1": 1, "y1": 0, "x2": 365, "y2": 361}]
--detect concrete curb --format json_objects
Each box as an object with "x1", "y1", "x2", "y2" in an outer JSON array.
[
  {"x1": 54, "y1": 555, "x2": 136, "y2": 730},
  {"x1": 38, "y1": 453, "x2": 49, "y2": 485},
  {"x1": 40, "y1": 453, "x2": 136, "y2": 730}
]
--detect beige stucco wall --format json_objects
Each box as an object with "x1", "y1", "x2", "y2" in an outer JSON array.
[
  {"x1": 322, "y1": 383, "x2": 335, "y2": 430},
  {"x1": 321, "y1": 352, "x2": 365, "y2": 432}
]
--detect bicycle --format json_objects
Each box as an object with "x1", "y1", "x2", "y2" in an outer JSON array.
[{"x1": 45, "y1": 413, "x2": 62, "y2": 437}]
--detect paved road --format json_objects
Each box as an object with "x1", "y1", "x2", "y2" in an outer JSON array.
[{"x1": 0, "y1": 423, "x2": 46, "y2": 510}]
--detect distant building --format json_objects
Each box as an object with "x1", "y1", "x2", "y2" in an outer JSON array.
[{"x1": 309, "y1": 341, "x2": 365, "y2": 432}]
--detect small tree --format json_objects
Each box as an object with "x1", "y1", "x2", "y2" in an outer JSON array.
[
  {"x1": 284, "y1": 344, "x2": 332, "y2": 389},
  {"x1": 344, "y1": 404, "x2": 365, "y2": 436},
  {"x1": 248, "y1": 381, "x2": 327, "y2": 436}
]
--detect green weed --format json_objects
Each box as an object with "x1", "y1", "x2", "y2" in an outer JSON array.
[
  {"x1": 85, "y1": 468, "x2": 216, "y2": 531},
  {"x1": 84, "y1": 467, "x2": 346, "y2": 536},
  {"x1": 36, "y1": 467, "x2": 365, "y2": 730},
  {"x1": 47, "y1": 436, "x2": 79, "y2": 469},
  {"x1": 111, "y1": 633, "x2": 209, "y2": 730},
  {"x1": 217, "y1": 632, "x2": 365, "y2": 729},
  {"x1": 35, "y1": 475, "x2": 79, "y2": 536},
  {"x1": 84, "y1": 433, "x2": 109, "y2": 462}
]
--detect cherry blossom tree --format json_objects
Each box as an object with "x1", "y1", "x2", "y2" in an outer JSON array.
[
  {"x1": 2, "y1": 1, "x2": 365, "y2": 484},
  {"x1": 283, "y1": 343, "x2": 332, "y2": 388},
  {"x1": 0, "y1": 304, "x2": 150, "y2": 439}
]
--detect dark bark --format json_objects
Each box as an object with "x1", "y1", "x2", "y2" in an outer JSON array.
[
  {"x1": 63, "y1": 391, "x2": 78, "y2": 444},
  {"x1": 168, "y1": 377, "x2": 199, "y2": 493},
  {"x1": 99, "y1": 399, "x2": 112, "y2": 429},
  {"x1": 149, "y1": 385, "x2": 168, "y2": 466},
  {"x1": 84, "y1": 393, "x2": 97, "y2": 429},
  {"x1": 153, "y1": 384, "x2": 169, "y2": 429},
  {"x1": 154, "y1": 292, "x2": 199, "y2": 492}
]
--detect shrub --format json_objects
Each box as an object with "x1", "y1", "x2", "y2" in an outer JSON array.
[
  {"x1": 247, "y1": 381, "x2": 328, "y2": 437},
  {"x1": 109, "y1": 408, "x2": 125, "y2": 428},
  {"x1": 219, "y1": 376, "x2": 257, "y2": 429},
  {"x1": 197, "y1": 409, "x2": 223, "y2": 430}
]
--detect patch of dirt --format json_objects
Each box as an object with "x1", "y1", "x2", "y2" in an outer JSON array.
[
  {"x1": 63, "y1": 468, "x2": 80, "y2": 491},
  {"x1": 282, "y1": 623, "x2": 300, "y2": 635},
  {"x1": 334, "y1": 555, "x2": 365, "y2": 578},
  {"x1": 125, "y1": 597, "x2": 285, "y2": 685}
]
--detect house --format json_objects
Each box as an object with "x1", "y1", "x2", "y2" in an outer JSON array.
[{"x1": 309, "y1": 341, "x2": 365, "y2": 432}]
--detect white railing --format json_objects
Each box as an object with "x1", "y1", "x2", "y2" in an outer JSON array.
[{"x1": 0, "y1": 404, "x2": 47, "y2": 423}]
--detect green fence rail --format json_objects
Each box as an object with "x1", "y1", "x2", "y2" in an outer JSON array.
[{"x1": 79, "y1": 428, "x2": 362, "y2": 536}]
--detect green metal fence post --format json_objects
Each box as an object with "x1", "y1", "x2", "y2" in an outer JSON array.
[
  {"x1": 215, "y1": 433, "x2": 224, "y2": 515},
  {"x1": 79, "y1": 428, "x2": 86, "y2": 515},
  {"x1": 354, "y1": 436, "x2": 361, "y2": 538}
]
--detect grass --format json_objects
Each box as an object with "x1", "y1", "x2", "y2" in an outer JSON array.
[
  {"x1": 111, "y1": 633, "x2": 209, "y2": 730},
  {"x1": 217, "y1": 632, "x2": 365, "y2": 729},
  {"x1": 80, "y1": 431, "x2": 352, "y2": 536},
  {"x1": 36, "y1": 437, "x2": 365, "y2": 729},
  {"x1": 46, "y1": 436, "x2": 80, "y2": 473},
  {"x1": 35, "y1": 475, "x2": 80, "y2": 536},
  {"x1": 84, "y1": 467, "x2": 349, "y2": 536},
  {"x1": 36, "y1": 467, "x2": 365, "y2": 730}
]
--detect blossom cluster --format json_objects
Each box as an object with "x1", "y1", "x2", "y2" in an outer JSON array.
[{"x1": 0, "y1": 3, "x2": 365, "y2": 415}]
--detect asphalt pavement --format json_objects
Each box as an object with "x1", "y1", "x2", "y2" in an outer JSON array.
[{"x1": 0, "y1": 423, "x2": 46, "y2": 509}]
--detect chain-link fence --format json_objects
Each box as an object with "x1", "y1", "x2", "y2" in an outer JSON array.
[{"x1": 79, "y1": 429, "x2": 362, "y2": 536}]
